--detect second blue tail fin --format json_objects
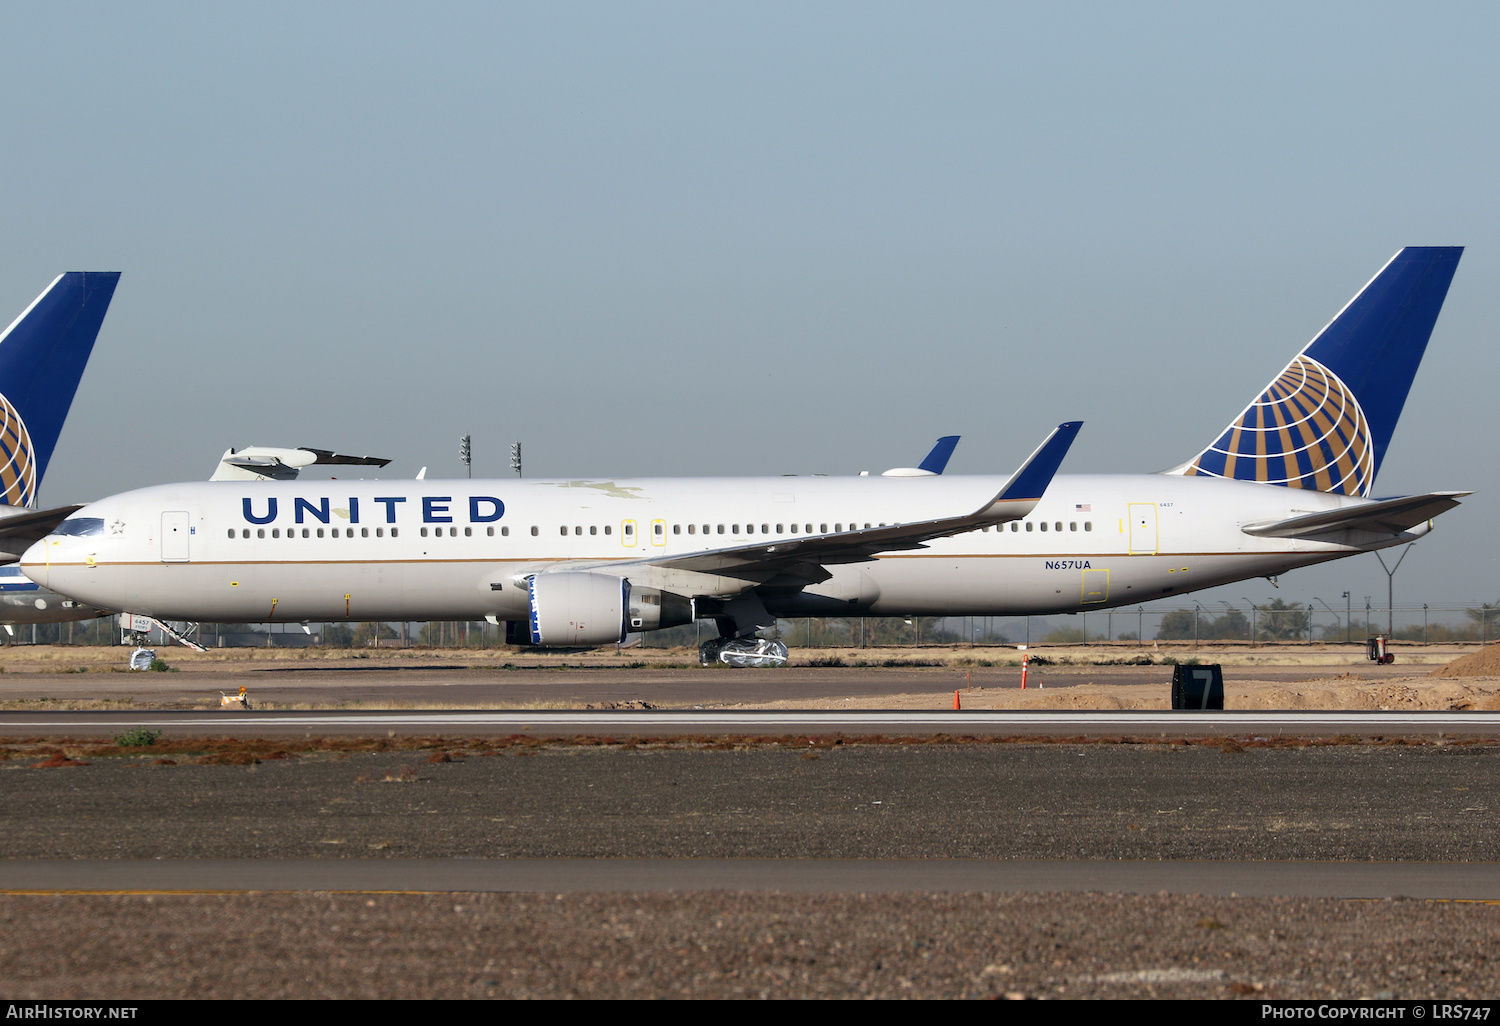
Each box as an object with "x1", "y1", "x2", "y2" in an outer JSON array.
[
  {"x1": 1175, "y1": 248, "x2": 1461, "y2": 496},
  {"x1": 0, "y1": 272, "x2": 120, "y2": 506}
]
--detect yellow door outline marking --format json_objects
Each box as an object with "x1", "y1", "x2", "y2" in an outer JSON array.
[{"x1": 1081, "y1": 568, "x2": 1109, "y2": 604}]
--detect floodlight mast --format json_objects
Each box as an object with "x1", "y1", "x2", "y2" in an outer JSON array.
[{"x1": 1375, "y1": 545, "x2": 1414, "y2": 636}]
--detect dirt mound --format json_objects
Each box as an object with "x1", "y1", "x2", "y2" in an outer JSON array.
[{"x1": 1430, "y1": 643, "x2": 1500, "y2": 678}]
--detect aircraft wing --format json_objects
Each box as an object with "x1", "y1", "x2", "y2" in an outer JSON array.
[
  {"x1": 0, "y1": 504, "x2": 86, "y2": 562},
  {"x1": 598, "y1": 422, "x2": 1080, "y2": 583},
  {"x1": 1240, "y1": 491, "x2": 1469, "y2": 540}
]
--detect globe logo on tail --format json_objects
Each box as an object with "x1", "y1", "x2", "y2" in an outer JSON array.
[
  {"x1": 0, "y1": 392, "x2": 37, "y2": 507},
  {"x1": 1185, "y1": 355, "x2": 1374, "y2": 497}
]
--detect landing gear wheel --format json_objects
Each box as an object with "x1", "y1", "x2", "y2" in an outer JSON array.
[{"x1": 699, "y1": 637, "x2": 789, "y2": 668}]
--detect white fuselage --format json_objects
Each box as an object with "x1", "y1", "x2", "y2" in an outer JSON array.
[{"x1": 21, "y1": 473, "x2": 1423, "y2": 625}]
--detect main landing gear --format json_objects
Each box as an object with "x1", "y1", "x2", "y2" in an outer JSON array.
[
  {"x1": 698, "y1": 636, "x2": 790, "y2": 668},
  {"x1": 696, "y1": 590, "x2": 789, "y2": 667}
]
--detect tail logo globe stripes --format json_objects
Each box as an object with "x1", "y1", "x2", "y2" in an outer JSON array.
[
  {"x1": 1184, "y1": 355, "x2": 1373, "y2": 497},
  {"x1": 0, "y1": 392, "x2": 37, "y2": 507}
]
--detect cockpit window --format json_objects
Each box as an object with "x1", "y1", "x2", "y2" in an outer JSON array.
[{"x1": 53, "y1": 517, "x2": 104, "y2": 537}]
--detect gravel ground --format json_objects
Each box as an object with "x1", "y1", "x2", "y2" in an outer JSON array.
[
  {"x1": 2, "y1": 891, "x2": 1495, "y2": 999},
  {"x1": 5, "y1": 741, "x2": 1497, "y2": 999},
  {"x1": 2, "y1": 743, "x2": 1497, "y2": 860}
]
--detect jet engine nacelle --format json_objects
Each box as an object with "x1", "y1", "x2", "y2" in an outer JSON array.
[
  {"x1": 627, "y1": 587, "x2": 694, "y2": 632},
  {"x1": 527, "y1": 572, "x2": 693, "y2": 646}
]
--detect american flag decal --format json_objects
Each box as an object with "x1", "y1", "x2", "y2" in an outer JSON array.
[{"x1": 1075, "y1": 503, "x2": 1091, "y2": 512}]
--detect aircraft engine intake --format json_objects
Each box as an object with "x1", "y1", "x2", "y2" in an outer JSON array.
[
  {"x1": 528, "y1": 572, "x2": 629, "y2": 646},
  {"x1": 527, "y1": 573, "x2": 694, "y2": 646}
]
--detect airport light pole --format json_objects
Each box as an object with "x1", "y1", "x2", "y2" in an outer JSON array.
[
  {"x1": 1219, "y1": 600, "x2": 1243, "y2": 643},
  {"x1": 1343, "y1": 591, "x2": 1351, "y2": 644},
  {"x1": 1375, "y1": 544, "x2": 1413, "y2": 636},
  {"x1": 459, "y1": 434, "x2": 472, "y2": 479},
  {"x1": 1313, "y1": 597, "x2": 1339, "y2": 644},
  {"x1": 1241, "y1": 597, "x2": 1257, "y2": 647}
]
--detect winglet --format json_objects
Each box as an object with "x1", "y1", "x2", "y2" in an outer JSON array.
[
  {"x1": 995, "y1": 421, "x2": 1083, "y2": 503},
  {"x1": 917, "y1": 435, "x2": 961, "y2": 474}
]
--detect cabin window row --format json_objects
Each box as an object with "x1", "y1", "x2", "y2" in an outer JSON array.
[
  {"x1": 673, "y1": 523, "x2": 873, "y2": 536},
  {"x1": 231, "y1": 527, "x2": 402, "y2": 539},
  {"x1": 229, "y1": 520, "x2": 1091, "y2": 541},
  {"x1": 530, "y1": 523, "x2": 878, "y2": 538},
  {"x1": 980, "y1": 521, "x2": 1093, "y2": 532},
  {"x1": 421, "y1": 526, "x2": 508, "y2": 537},
  {"x1": 229, "y1": 526, "x2": 512, "y2": 539}
]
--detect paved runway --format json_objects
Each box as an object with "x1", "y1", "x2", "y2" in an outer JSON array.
[
  {"x1": 2, "y1": 708, "x2": 1498, "y2": 737},
  {"x1": 3, "y1": 858, "x2": 1497, "y2": 899}
]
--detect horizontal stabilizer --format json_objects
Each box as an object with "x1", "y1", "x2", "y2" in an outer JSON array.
[{"x1": 1241, "y1": 491, "x2": 1469, "y2": 540}]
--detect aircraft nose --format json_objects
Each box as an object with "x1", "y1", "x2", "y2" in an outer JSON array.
[{"x1": 19, "y1": 538, "x2": 49, "y2": 588}]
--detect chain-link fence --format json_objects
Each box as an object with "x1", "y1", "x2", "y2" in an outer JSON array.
[{"x1": 23, "y1": 602, "x2": 1498, "y2": 650}]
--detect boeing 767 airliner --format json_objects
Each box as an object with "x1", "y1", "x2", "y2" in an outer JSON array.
[{"x1": 22, "y1": 248, "x2": 1468, "y2": 664}]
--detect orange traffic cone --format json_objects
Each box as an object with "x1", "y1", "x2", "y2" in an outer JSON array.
[{"x1": 953, "y1": 690, "x2": 961, "y2": 710}]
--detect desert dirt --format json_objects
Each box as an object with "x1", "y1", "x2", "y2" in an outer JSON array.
[{"x1": 1, "y1": 639, "x2": 1498, "y2": 712}]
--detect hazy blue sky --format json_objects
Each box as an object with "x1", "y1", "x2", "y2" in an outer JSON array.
[{"x1": 1, "y1": 2, "x2": 1496, "y2": 613}]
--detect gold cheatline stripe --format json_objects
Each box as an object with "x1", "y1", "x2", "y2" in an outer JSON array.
[{"x1": 42, "y1": 549, "x2": 1318, "y2": 569}]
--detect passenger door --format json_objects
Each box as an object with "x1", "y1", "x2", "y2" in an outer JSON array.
[
  {"x1": 161, "y1": 511, "x2": 191, "y2": 563},
  {"x1": 1127, "y1": 503, "x2": 1158, "y2": 555}
]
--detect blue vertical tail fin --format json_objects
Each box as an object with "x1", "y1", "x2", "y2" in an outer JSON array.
[
  {"x1": 1173, "y1": 247, "x2": 1461, "y2": 496},
  {"x1": 917, "y1": 435, "x2": 961, "y2": 474},
  {"x1": 0, "y1": 272, "x2": 120, "y2": 506}
]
